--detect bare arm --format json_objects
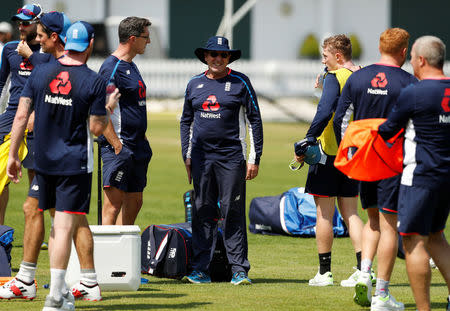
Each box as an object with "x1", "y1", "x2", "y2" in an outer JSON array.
[
  {"x1": 7, "y1": 97, "x2": 32, "y2": 182},
  {"x1": 89, "y1": 115, "x2": 108, "y2": 137},
  {"x1": 102, "y1": 119, "x2": 122, "y2": 154}
]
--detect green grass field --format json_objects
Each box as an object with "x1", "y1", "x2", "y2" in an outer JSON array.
[{"x1": 1, "y1": 112, "x2": 449, "y2": 311}]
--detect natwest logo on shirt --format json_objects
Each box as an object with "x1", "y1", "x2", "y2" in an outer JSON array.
[
  {"x1": 371, "y1": 72, "x2": 388, "y2": 88},
  {"x1": 20, "y1": 59, "x2": 33, "y2": 71},
  {"x1": 202, "y1": 95, "x2": 220, "y2": 111},
  {"x1": 49, "y1": 71, "x2": 72, "y2": 95},
  {"x1": 18, "y1": 59, "x2": 33, "y2": 76}
]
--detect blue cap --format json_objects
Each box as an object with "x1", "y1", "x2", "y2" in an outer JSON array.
[
  {"x1": 65, "y1": 21, "x2": 94, "y2": 52},
  {"x1": 194, "y1": 36, "x2": 241, "y2": 64},
  {"x1": 60, "y1": 13, "x2": 71, "y2": 43},
  {"x1": 12, "y1": 4, "x2": 43, "y2": 21},
  {"x1": 40, "y1": 12, "x2": 71, "y2": 43}
]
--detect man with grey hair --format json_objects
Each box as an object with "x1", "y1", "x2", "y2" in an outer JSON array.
[{"x1": 378, "y1": 35, "x2": 450, "y2": 311}]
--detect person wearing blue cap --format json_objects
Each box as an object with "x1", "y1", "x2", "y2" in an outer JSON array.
[
  {"x1": 6, "y1": 20, "x2": 119, "y2": 311},
  {"x1": 0, "y1": 3, "x2": 44, "y2": 227},
  {"x1": 180, "y1": 35, "x2": 263, "y2": 285},
  {"x1": 98, "y1": 16, "x2": 152, "y2": 226}
]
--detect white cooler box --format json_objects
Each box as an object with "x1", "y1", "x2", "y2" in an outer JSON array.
[{"x1": 65, "y1": 225, "x2": 141, "y2": 291}]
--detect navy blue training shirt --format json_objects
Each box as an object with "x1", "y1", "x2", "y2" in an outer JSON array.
[
  {"x1": 180, "y1": 68, "x2": 263, "y2": 165},
  {"x1": 334, "y1": 63, "x2": 417, "y2": 144},
  {"x1": 21, "y1": 61, "x2": 107, "y2": 175},
  {"x1": 379, "y1": 79, "x2": 450, "y2": 189},
  {"x1": 306, "y1": 73, "x2": 340, "y2": 139},
  {"x1": 0, "y1": 41, "x2": 50, "y2": 113},
  {"x1": 97, "y1": 55, "x2": 147, "y2": 149}
]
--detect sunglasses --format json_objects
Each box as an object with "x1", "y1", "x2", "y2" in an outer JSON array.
[
  {"x1": 209, "y1": 51, "x2": 230, "y2": 58},
  {"x1": 17, "y1": 8, "x2": 37, "y2": 17},
  {"x1": 18, "y1": 20, "x2": 38, "y2": 26}
]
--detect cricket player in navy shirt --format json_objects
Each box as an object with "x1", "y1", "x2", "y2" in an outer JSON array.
[
  {"x1": 334, "y1": 28, "x2": 417, "y2": 311},
  {"x1": 295, "y1": 35, "x2": 364, "y2": 288},
  {"x1": 0, "y1": 3, "x2": 44, "y2": 225},
  {"x1": 98, "y1": 16, "x2": 152, "y2": 226},
  {"x1": 180, "y1": 36, "x2": 263, "y2": 285},
  {"x1": 378, "y1": 36, "x2": 450, "y2": 311},
  {"x1": 7, "y1": 21, "x2": 119, "y2": 310},
  {"x1": 0, "y1": 11, "x2": 73, "y2": 301}
]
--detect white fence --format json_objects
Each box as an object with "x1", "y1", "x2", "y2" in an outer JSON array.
[
  {"x1": 88, "y1": 58, "x2": 325, "y2": 98},
  {"x1": 87, "y1": 58, "x2": 450, "y2": 99}
]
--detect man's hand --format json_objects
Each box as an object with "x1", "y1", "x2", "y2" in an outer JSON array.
[
  {"x1": 185, "y1": 158, "x2": 192, "y2": 184},
  {"x1": 295, "y1": 154, "x2": 305, "y2": 163},
  {"x1": 113, "y1": 141, "x2": 123, "y2": 155},
  {"x1": 106, "y1": 88, "x2": 120, "y2": 113},
  {"x1": 246, "y1": 163, "x2": 259, "y2": 180},
  {"x1": 6, "y1": 155, "x2": 22, "y2": 183},
  {"x1": 17, "y1": 40, "x2": 33, "y2": 59}
]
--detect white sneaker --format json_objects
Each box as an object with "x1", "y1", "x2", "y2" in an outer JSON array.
[
  {"x1": 341, "y1": 267, "x2": 361, "y2": 287},
  {"x1": 71, "y1": 282, "x2": 102, "y2": 301},
  {"x1": 371, "y1": 293, "x2": 404, "y2": 311},
  {"x1": 308, "y1": 269, "x2": 333, "y2": 286},
  {"x1": 42, "y1": 294, "x2": 75, "y2": 311},
  {"x1": 0, "y1": 277, "x2": 36, "y2": 300},
  {"x1": 354, "y1": 271, "x2": 372, "y2": 307}
]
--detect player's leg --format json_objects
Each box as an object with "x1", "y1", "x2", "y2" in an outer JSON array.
[
  {"x1": 183, "y1": 159, "x2": 216, "y2": 284},
  {"x1": 116, "y1": 146, "x2": 151, "y2": 225},
  {"x1": 71, "y1": 217, "x2": 101, "y2": 301},
  {"x1": 336, "y1": 170, "x2": 363, "y2": 288},
  {"x1": 403, "y1": 235, "x2": 430, "y2": 311},
  {"x1": 117, "y1": 192, "x2": 143, "y2": 225},
  {"x1": 373, "y1": 212, "x2": 401, "y2": 305},
  {"x1": 427, "y1": 232, "x2": 450, "y2": 292},
  {"x1": 102, "y1": 186, "x2": 125, "y2": 225},
  {"x1": 0, "y1": 196, "x2": 42, "y2": 300},
  {"x1": 100, "y1": 144, "x2": 132, "y2": 225},
  {"x1": 308, "y1": 195, "x2": 335, "y2": 286},
  {"x1": 215, "y1": 160, "x2": 250, "y2": 285}
]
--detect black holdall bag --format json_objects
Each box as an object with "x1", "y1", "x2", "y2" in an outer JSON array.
[
  {"x1": 141, "y1": 221, "x2": 232, "y2": 281},
  {"x1": 141, "y1": 223, "x2": 192, "y2": 279}
]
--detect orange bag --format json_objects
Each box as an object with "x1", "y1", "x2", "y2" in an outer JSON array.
[{"x1": 334, "y1": 118, "x2": 404, "y2": 181}]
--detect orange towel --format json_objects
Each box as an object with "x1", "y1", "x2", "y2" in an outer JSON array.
[{"x1": 334, "y1": 118, "x2": 403, "y2": 181}]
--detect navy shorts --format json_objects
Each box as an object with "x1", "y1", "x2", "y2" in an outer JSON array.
[
  {"x1": 36, "y1": 173, "x2": 92, "y2": 214},
  {"x1": 28, "y1": 176, "x2": 39, "y2": 199},
  {"x1": 397, "y1": 183, "x2": 450, "y2": 236},
  {"x1": 101, "y1": 141, "x2": 152, "y2": 193},
  {"x1": 360, "y1": 175, "x2": 400, "y2": 214},
  {"x1": 22, "y1": 132, "x2": 34, "y2": 169},
  {"x1": 305, "y1": 155, "x2": 359, "y2": 197}
]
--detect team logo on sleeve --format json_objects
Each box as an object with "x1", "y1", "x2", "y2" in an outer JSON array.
[
  {"x1": 367, "y1": 72, "x2": 388, "y2": 95},
  {"x1": 45, "y1": 71, "x2": 73, "y2": 106},
  {"x1": 201, "y1": 95, "x2": 221, "y2": 119},
  {"x1": 18, "y1": 59, "x2": 33, "y2": 76},
  {"x1": 49, "y1": 72, "x2": 72, "y2": 95}
]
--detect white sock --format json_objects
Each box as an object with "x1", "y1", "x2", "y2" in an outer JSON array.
[
  {"x1": 49, "y1": 268, "x2": 66, "y2": 301},
  {"x1": 80, "y1": 269, "x2": 98, "y2": 286},
  {"x1": 16, "y1": 261, "x2": 36, "y2": 284},
  {"x1": 361, "y1": 259, "x2": 372, "y2": 274}
]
